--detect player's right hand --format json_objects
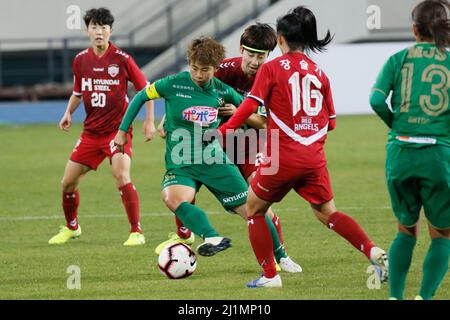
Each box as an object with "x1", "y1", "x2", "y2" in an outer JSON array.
[
  {"x1": 59, "y1": 113, "x2": 72, "y2": 131},
  {"x1": 158, "y1": 127, "x2": 166, "y2": 139},
  {"x1": 113, "y1": 130, "x2": 128, "y2": 154}
]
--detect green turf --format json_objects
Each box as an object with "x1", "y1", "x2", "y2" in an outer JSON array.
[{"x1": 0, "y1": 115, "x2": 448, "y2": 299}]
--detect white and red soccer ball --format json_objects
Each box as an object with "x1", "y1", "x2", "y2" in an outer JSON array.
[{"x1": 158, "y1": 243, "x2": 197, "y2": 279}]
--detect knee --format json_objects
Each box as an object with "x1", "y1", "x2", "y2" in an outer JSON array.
[
  {"x1": 162, "y1": 194, "x2": 184, "y2": 212},
  {"x1": 61, "y1": 177, "x2": 77, "y2": 193},
  {"x1": 112, "y1": 170, "x2": 131, "y2": 186}
]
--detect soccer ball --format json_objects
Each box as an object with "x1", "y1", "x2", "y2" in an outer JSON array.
[{"x1": 158, "y1": 243, "x2": 197, "y2": 279}]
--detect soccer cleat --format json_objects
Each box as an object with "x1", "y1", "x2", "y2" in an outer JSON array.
[
  {"x1": 154, "y1": 232, "x2": 195, "y2": 255},
  {"x1": 48, "y1": 225, "x2": 81, "y2": 244},
  {"x1": 123, "y1": 232, "x2": 146, "y2": 246},
  {"x1": 414, "y1": 295, "x2": 424, "y2": 300},
  {"x1": 196, "y1": 237, "x2": 231, "y2": 257},
  {"x1": 279, "y1": 256, "x2": 303, "y2": 273},
  {"x1": 388, "y1": 297, "x2": 398, "y2": 300},
  {"x1": 275, "y1": 262, "x2": 281, "y2": 272},
  {"x1": 370, "y1": 247, "x2": 389, "y2": 282},
  {"x1": 246, "y1": 274, "x2": 282, "y2": 288}
]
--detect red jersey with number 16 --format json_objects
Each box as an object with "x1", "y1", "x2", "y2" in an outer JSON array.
[
  {"x1": 248, "y1": 52, "x2": 336, "y2": 169},
  {"x1": 72, "y1": 42, "x2": 148, "y2": 136}
]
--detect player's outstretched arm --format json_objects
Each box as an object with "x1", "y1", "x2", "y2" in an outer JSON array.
[
  {"x1": 59, "y1": 95, "x2": 82, "y2": 131},
  {"x1": 119, "y1": 88, "x2": 151, "y2": 133},
  {"x1": 218, "y1": 98, "x2": 259, "y2": 135}
]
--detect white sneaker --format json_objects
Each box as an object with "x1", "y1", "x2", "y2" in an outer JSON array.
[
  {"x1": 370, "y1": 247, "x2": 389, "y2": 282},
  {"x1": 246, "y1": 274, "x2": 282, "y2": 288},
  {"x1": 279, "y1": 256, "x2": 303, "y2": 273}
]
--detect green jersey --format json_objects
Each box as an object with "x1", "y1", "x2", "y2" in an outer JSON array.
[
  {"x1": 372, "y1": 43, "x2": 450, "y2": 147},
  {"x1": 120, "y1": 71, "x2": 244, "y2": 169}
]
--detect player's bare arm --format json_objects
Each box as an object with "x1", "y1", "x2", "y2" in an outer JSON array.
[
  {"x1": 157, "y1": 114, "x2": 166, "y2": 139},
  {"x1": 59, "y1": 94, "x2": 82, "y2": 131},
  {"x1": 143, "y1": 100, "x2": 156, "y2": 141}
]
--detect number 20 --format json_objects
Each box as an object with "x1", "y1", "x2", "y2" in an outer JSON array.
[
  {"x1": 288, "y1": 72, "x2": 323, "y2": 116},
  {"x1": 91, "y1": 92, "x2": 106, "y2": 108}
]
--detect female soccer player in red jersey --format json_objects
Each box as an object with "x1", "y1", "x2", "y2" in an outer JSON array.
[
  {"x1": 219, "y1": 6, "x2": 389, "y2": 288},
  {"x1": 48, "y1": 8, "x2": 155, "y2": 246}
]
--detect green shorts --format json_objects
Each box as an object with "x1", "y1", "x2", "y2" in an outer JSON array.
[
  {"x1": 161, "y1": 163, "x2": 248, "y2": 211},
  {"x1": 386, "y1": 143, "x2": 450, "y2": 229}
]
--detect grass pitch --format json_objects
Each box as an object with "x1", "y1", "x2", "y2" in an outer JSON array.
[{"x1": 0, "y1": 115, "x2": 448, "y2": 300}]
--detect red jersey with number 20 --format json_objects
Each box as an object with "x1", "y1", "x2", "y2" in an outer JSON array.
[
  {"x1": 248, "y1": 52, "x2": 336, "y2": 169},
  {"x1": 72, "y1": 42, "x2": 148, "y2": 136}
]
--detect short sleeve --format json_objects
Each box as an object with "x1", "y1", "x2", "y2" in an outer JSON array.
[
  {"x1": 153, "y1": 74, "x2": 177, "y2": 98},
  {"x1": 248, "y1": 63, "x2": 273, "y2": 105},
  {"x1": 126, "y1": 56, "x2": 148, "y2": 91},
  {"x1": 72, "y1": 58, "x2": 82, "y2": 96}
]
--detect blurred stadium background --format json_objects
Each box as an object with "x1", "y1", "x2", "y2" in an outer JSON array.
[{"x1": 0, "y1": 0, "x2": 421, "y2": 123}]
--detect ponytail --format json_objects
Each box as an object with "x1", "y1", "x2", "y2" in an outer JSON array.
[{"x1": 277, "y1": 6, "x2": 333, "y2": 53}]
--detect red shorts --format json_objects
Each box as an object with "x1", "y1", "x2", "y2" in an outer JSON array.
[
  {"x1": 250, "y1": 164, "x2": 334, "y2": 204},
  {"x1": 237, "y1": 159, "x2": 257, "y2": 181},
  {"x1": 70, "y1": 131, "x2": 133, "y2": 170}
]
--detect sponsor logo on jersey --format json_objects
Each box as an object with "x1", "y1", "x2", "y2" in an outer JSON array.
[
  {"x1": 93, "y1": 68, "x2": 104, "y2": 72},
  {"x1": 182, "y1": 106, "x2": 218, "y2": 127},
  {"x1": 81, "y1": 78, "x2": 120, "y2": 92},
  {"x1": 295, "y1": 117, "x2": 319, "y2": 132},
  {"x1": 108, "y1": 64, "x2": 120, "y2": 77},
  {"x1": 176, "y1": 92, "x2": 192, "y2": 99},
  {"x1": 222, "y1": 191, "x2": 248, "y2": 204},
  {"x1": 173, "y1": 85, "x2": 194, "y2": 91}
]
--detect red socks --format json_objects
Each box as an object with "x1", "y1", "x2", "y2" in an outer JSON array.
[
  {"x1": 327, "y1": 212, "x2": 375, "y2": 259},
  {"x1": 119, "y1": 183, "x2": 141, "y2": 233},
  {"x1": 63, "y1": 191, "x2": 79, "y2": 230},
  {"x1": 248, "y1": 215, "x2": 277, "y2": 278},
  {"x1": 271, "y1": 213, "x2": 284, "y2": 245},
  {"x1": 175, "y1": 216, "x2": 192, "y2": 239}
]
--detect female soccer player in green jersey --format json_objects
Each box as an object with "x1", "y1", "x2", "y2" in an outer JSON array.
[
  {"x1": 114, "y1": 37, "x2": 255, "y2": 256},
  {"x1": 370, "y1": 0, "x2": 450, "y2": 300}
]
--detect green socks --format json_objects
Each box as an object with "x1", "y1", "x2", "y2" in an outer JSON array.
[
  {"x1": 175, "y1": 202, "x2": 219, "y2": 239},
  {"x1": 265, "y1": 214, "x2": 287, "y2": 263},
  {"x1": 419, "y1": 238, "x2": 450, "y2": 300},
  {"x1": 388, "y1": 232, "x2": 416, "y2": 299}
]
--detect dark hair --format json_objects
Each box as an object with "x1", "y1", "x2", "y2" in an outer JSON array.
[
  {"x1": 276, "y1": 6, "x2": 333, "y2": 53},
  {"x1": 187, "y1": 36, "x2": 225, "y2": 67},
  {"x1": 240, "y1": 23, "x2": 277, "y2": 52},
  {"x1": 412, "y1": 0, "x2": 450, "y2": 52},
  {"x1": 84, "y1": 8, "x2": 114, "y2": 27}
]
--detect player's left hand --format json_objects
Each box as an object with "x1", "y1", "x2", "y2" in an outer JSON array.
[
  {"x1": 113, "y1": 130, "x2": 128, "y2": 154},
  {"x1": 143, "y1": 120, "x2": 156, "y2": 142},
  {"x1": 218, "y1": 104, "x2": 237, "y2": 117}
]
